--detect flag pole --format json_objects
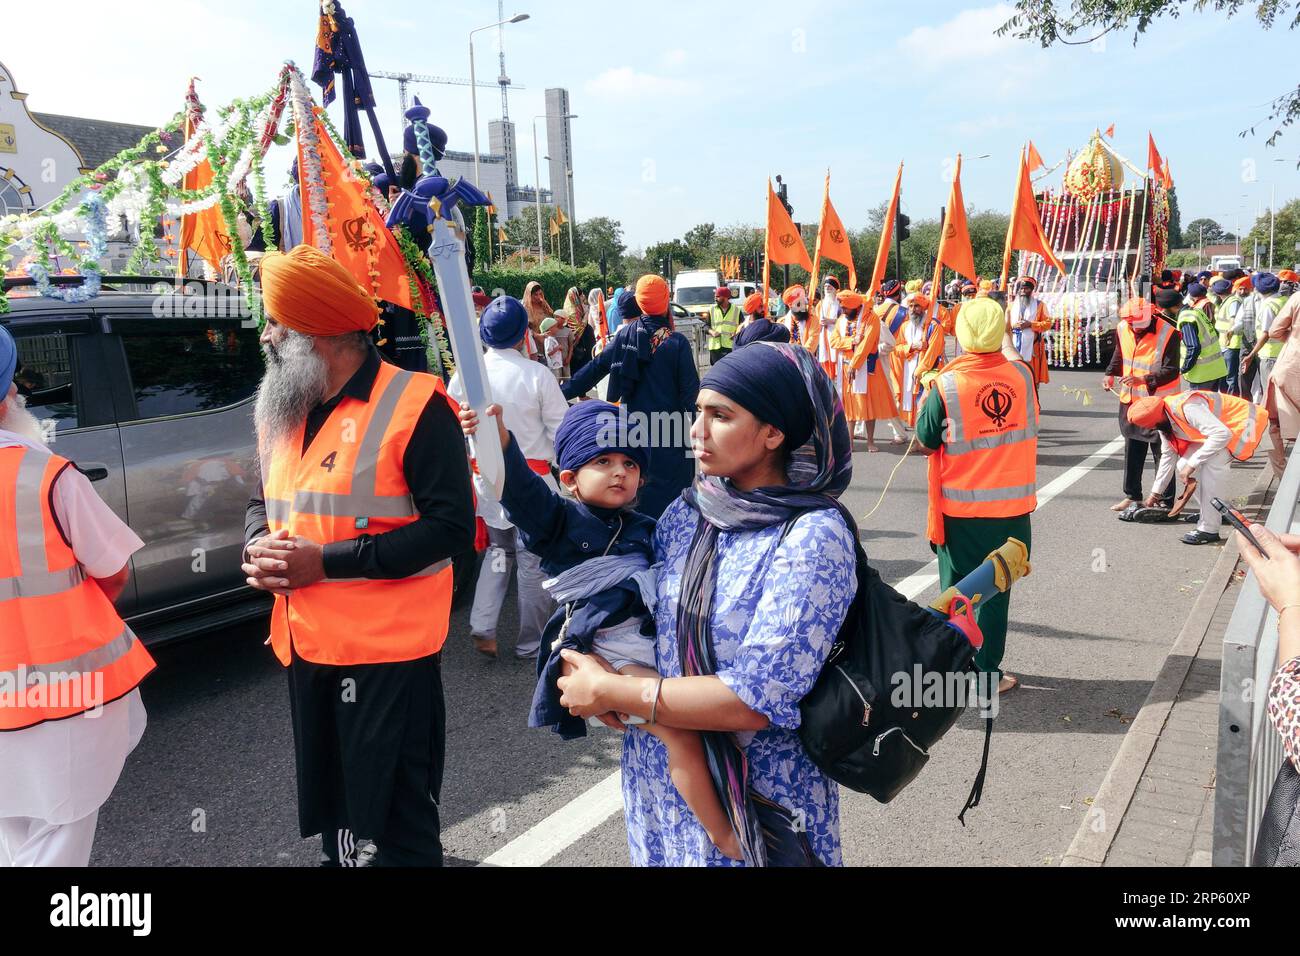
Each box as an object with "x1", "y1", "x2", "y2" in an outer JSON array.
[
  {"x1": 762, "y1": 180, "x2": 772, "y2": 313},
  {"x1": 931, "y1": 155, "x2": 961, "y2": 309},
  {"x1": 809, "y1": 169, "x2": 828, "y2": 293},
  {"x1": 1000, "y1": 146, "x2": 1026, "y2": 291}
]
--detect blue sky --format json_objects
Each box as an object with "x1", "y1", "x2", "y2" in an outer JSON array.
[{"x1": 7, "y1": 0, "x2": 1300, "y2": 248}]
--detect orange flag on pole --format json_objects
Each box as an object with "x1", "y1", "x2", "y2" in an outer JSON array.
[
  {"x1": 1000, "y1": 144, "x2": 1065, "y2": 288},
  {"x1": 178, "y1": 80, "x2": 232, "y2": 277},
  {"x1": 869, "y1": 162, "x2": 903, "y2": 296},
  {"x1": 936, "y1": 154, "x2": 976, "y2": 284},
  {"x1": 1105, "y1": 123, "x2": 1116, "y2": 138},
  {"x1": 763, "y1": 178, "x2": 812, "y2": 307},
  {"x1": 809, "y1": 171, "x2": 857, "y2": 292},
  {"x1": 1025, "y1": 140, "x2": 1045, "y2": 174},
  {"x1": 1147, "y1": 133, "x2": 1164, "y2": 180},
  {"x1": 1161, "y1": 156, "x2": 1173, "y2": 189},
  {"x1": 300, "y1": 105, "x2": 413, "y2": 310}
]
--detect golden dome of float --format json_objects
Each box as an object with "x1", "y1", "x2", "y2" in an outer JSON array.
[{"x1": 1064, "y1": 131, "x2": 1124, "y2": 200}]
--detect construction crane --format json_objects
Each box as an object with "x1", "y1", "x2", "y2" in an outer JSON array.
[
  {"x1": 368, "y1": 71, "x2": 525, "y2": 117},
  {"x1": 497, "y1": 0, "x2": 512, "y2": 121}
]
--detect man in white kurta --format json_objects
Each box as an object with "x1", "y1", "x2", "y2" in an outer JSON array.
[
  {"x1": 817, "y1": 276, "x2": 843, "y2": 390},
  {"x1": 0, "y1": 391, "x2": 147, "y2": 867},
  {"x1": 1008, "y1": 278, "x2": 1046, "y2": 364},
  {"x1": 450, "y1": 302, "x2": 569, "y2": 660}
]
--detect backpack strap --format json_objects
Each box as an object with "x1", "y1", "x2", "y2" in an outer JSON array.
[{"x1": 958, "y1": 714, "x2": 994, "y2": 826}]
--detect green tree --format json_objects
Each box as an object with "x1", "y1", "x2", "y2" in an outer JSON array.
[
  {"x1": 472, "y1": 207, "x2": 490, "y2": 270},
  {"x1": 1167, "y1": 187, "x2": 1183, "y2": 248},
  {"x1": 1243, "y1": 198, "x2": 1300, "y2": 269},
  {"x1": 504, "y1": 204, "x2": 559, "y2": 259},
  {"x1": 1185, "y1": 217, "x2": 1226, "y2": 246},
  {"x1": 683, "y1": 222, "x2": 717, "y2": 263},
  {"x1": 572, "y1": 216, "x2": 627, "y2": 272},
  {"x1": 645, "y1": 238, "x2": 696, "y2": 272},
  {"x1": 1000, "y1": 1, "x2": 1300, "y2": 154}
]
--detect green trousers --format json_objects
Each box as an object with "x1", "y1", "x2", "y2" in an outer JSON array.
[{"x1": 934, "y1": 513, "x2": 1033, "y2": 677}]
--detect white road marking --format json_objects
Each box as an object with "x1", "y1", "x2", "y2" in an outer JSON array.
[{"x1": 479, "y1": 434, "x2": 1125, "y2": 866}]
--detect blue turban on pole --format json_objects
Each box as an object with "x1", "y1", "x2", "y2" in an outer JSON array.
[
  {"x1": 701, "y1": 343, "x2": 815, "y2": 450},
  {"x1": 553, "y1": 400, "x2": 650, "y2": 474},
  {"x1": 480, "y1": 295, "x2": 529, "y2": 348},
  {"x1": 1255, "y1": 272, "x2": 1280, "y2": 295},
  {"x1": 0, "y1": 324, "x2": 16, "y2": 396}
]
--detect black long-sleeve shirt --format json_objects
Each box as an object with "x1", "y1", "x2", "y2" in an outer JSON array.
[
  {"x1": 1106, "y1": 316, "x2": 1181, "y2": 393},
  {"x1": 244, "y1": 346, "x2": 475, "y2": 580}
]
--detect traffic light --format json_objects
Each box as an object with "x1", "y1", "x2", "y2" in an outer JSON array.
[{"x1": 897, "y1": 212, "x2": 911, "y2": 242}]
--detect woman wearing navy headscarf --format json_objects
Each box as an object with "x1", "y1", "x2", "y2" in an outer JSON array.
[
  {"x1": 562, "y1": 275, "x2": 700, "y2": 519},
  {"x1": 557, "y1": 342, "x2": 857, "y2": 866}
]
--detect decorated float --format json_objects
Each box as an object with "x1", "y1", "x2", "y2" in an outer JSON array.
[{"x1": 1010, "y1": 130, "x2": 1172, "y2": 367}]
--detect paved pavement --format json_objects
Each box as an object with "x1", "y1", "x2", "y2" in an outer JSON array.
[{"x1": 88, "y1": 369, "x2": 1265, "y2": 866}]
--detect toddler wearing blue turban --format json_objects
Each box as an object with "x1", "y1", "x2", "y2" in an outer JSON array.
[{"x1": 459, "y1": 396, "x2": 745, "y2": 859}]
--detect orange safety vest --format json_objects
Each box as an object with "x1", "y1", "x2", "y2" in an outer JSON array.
[
  {"x1": 262, "y1": 361, "x2": 458, "y2": 667},
  {"x1": 1117, "y1": 319, "x2": 1181, "y2": 403},
  {"x1": 0, "y1": 446, "x2": 155, "y2": 731},
  {"x1": 934, "y1": 354, "x2": 1039, "y2": 521},
  {"x1": 1163, "y1": 391, "x2": 1268, "y2": 462}
]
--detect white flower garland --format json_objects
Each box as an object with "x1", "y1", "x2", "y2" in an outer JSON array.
[
  {"x1": 288, "y1": 68, "x2": 331, "y2": 255},
  {"x1": 160, "y1": 124, "x2": 210, "y2": 186}
]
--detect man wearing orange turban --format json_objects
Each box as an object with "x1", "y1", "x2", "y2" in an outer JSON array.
[{"x1": 243, "y1": 243, "x2": 475, "y2": 867}]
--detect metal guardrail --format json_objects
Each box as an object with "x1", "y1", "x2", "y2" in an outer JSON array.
[{"x1": 1214, "y1": 442, "x2": 1300, "y2": 865}]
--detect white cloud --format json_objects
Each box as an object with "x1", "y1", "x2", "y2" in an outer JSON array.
[
  {"x1": 584, "y1": 67, "x2": 694, "y2": 99},
  {"x1": 662, "y1": 49, "x2": 688, "y2": 68},
  {"x1": 898, "y1": 4, "x2": 1023, "y2": 64}
]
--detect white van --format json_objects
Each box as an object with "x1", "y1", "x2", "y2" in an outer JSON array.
[{"x1": 673, "y1": 269, "x2": 724, "y2": 320}]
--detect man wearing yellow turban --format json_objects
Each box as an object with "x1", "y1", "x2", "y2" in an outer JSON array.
[
  {"x1": 915, "y1": 295, "x2": 1037, "y2": 695},
  {"x1": 242, "y1": 244, "x2": 476, "y2": 866}
]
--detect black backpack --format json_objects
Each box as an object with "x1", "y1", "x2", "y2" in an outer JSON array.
[{"x1": 797, "y1": 504, "x2": 991, "y2": 821}]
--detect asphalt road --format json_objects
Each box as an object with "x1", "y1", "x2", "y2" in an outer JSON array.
[{"x1": 89, "y1": 369, "x2": 1263, "y2": 867}]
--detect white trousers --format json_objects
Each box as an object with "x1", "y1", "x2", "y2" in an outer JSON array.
[
  {"x1": 0, "y1": 810, "x2": 99, "y2": 867},
  {"x1": 1154, "y1": 438, "x2": 1228, "y2": 535},
  {"x1": 469, "y1": 525, "x2": 554, "y2": 656}
]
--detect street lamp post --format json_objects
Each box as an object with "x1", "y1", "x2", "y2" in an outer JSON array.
[
  {"x1": 566, "y1": 167, "x2": 576, "y2": 268},
  {"x1": 469, "y1": 13, "x2": 530, "y2": 190}
]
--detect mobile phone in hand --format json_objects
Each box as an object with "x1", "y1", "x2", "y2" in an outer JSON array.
[{"x1": 1212, "y1": 498, "x2": 1269, "y2": 559}]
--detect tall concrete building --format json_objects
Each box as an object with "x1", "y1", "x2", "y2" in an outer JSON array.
[
  {"x1": 544, "y1": 88, "x2": 575, "y2": 223},
  {"x1": 488, "y1": 118, "x2": 519, "y2": 192}
]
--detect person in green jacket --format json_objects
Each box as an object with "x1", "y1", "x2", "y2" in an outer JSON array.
[
  {"x1": 1177, "y1": 282, "x2": 1228, "y2": 392},
  {"x1": 706, "y1": 286, "x2": 740, "y2": 365},
  {"x1": 1244, "y1": 272, "x2": 1290, "y2": 404}
]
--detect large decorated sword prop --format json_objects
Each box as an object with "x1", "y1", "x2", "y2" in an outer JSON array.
[{"x1": 422, "y1": 177, "x2": 505, "y2": 498}]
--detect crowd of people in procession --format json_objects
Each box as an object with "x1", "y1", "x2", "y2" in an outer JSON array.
[{"x1": 5, "y1": 92, "x2": 1300, "y2": 867}]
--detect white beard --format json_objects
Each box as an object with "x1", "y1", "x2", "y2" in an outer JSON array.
[
  {"x1": 253, "y1": 330, "x2": 328, "y2": 463},
  {"x1": 0, "y1": 394, "x2": 48, "y2": 445}
]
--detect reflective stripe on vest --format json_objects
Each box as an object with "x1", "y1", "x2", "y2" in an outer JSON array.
[
  {"x1": 1178, "y1": 307, "x2": 1229, "y2": 384},
  {"x1": 1164, "y1": 390, "x2": 1268, "y2": 462},
  {"x1": 1215, "y1": 295, "x2": 1243, "y2": 351},
  {"x1": 1118, "y1": 320, "x2": 1180, "y2": 403},
  {"x1": 936, "y1": 358, "x2": 1038, "y2": 517},
  {"x1": 0, "y1": 446, "x2": 155, "y2": 730},
  {"x1": 262, "y1": 363, "x2": 456, "y2": 666}
]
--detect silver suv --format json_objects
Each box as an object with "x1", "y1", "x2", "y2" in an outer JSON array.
[{"x1": 3, "y1": 277, "x2": 270, "y2": 641}]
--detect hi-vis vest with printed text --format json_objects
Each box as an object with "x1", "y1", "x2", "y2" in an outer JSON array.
[
  {"x1": 1163, "y1": 391, "x2": 1268, "y2": 462},
  {"x1": 261, "y1": 361, "x2": 456, "y2": 666},
  {"x1": 0, "y1": 446, "x2": 155, "y2": 730},
  {"x1": 935, "y1": 358, "x2": 1039, "y2": 519},
  {"x1": 1117, "y1": 319, "x2": 1181, "y2": 403}
]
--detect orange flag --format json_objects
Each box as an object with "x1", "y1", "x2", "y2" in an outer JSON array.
[
  {"x1": 765, "y1": 179, "x2": 812, "y2": 270},
  {"x1": 1000, "y1": 145, "x2": 1065, "y2": 288},
  {"x1": 1105, "y1": 123, "x2": 1115, "y2": 138},
  {"x1": 1161, "y1": 156, "x2": 1173, "y2": 189},
  {"x1": 869, "y1": 162, "x2": 903, "y2": 296},
  {"x1": 809, "y1": 171, "x2": 857, "y2": 291},
  {"x1": 178, "y1": 80, "x2": 233, "y2": 276},
  {"x1": 1147, "y1": 133, "x2": 1164, "y2": 179},
  {"x1": 300, "y1": 106, "x2": 413, "y2": 310},
  {"x1": 763, "y1": 178, "x2": 812, "y2": 306},
  {"x1": 1025, "y1": 140, "x2": 1045, "y2": 174},
  {"x1": 936, "y1": 154, "x2": 976, "y2": 284}
]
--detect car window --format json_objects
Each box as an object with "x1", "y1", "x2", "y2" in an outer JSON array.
[
  {"x1": 13, "y1": 331, "x2": 78, "y2": 431},
  {"x1": 120, "y1": 327, "x2": 263, "y2": 421}
]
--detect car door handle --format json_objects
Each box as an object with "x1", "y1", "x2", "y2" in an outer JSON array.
[{"x1": 78, "y1": 462, "x2": 110, "y2": 482}]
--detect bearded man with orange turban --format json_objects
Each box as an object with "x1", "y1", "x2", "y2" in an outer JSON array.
[
  {"x1": 838, "y1": 290, "x2": 905, "y2": 451},
  {"x1": 242, "y1": 244, "x2": 475, "y2": 867}
]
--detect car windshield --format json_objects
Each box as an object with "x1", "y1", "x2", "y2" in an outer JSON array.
[{"x1": 675, "y1": 286, "x2": 717, "y2": 307}]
